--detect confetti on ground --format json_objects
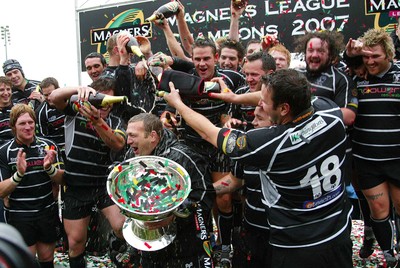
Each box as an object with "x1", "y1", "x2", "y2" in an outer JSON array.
[{"x1": 53, "y1": 221, "x2": 391, "y2": 267}]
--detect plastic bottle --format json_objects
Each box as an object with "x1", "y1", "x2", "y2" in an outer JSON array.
[{"x1": 146, "y1": 1, "x2": 179, "y2": 22}]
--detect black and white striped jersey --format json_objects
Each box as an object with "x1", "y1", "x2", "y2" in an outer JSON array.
[
  {"x1": 231, "y1": 161, "x2": 268, "y2": 230},
  {"x1": 11, "y1": 79, "x2": 40, "y2": 106},
  {"x1": 63, "y1": 105, "x2": 126, "y2": 187},
  {"x1": 36, "y1": 102, "x2": 65, "y2": 149},
  {"x1": 0, "y1": 105, "x2": 13, "y2": 145},
  {"x1": 353, "y1": 63, "x2": 400, "y2": 161},
  {"x1": 230, "y1": 85, "x2": 256, "y2": 131},
  {"x1": 298, "y1": 66, "x2": 358, "y2": 112},
  {"x1": 0, "y1": 137, "x2": 60, "y2": 220},
  {"x1": 217, "y1": 97, "x2": 352, "y2": 248}
]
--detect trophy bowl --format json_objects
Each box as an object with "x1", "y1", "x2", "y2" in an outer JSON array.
[{"x1": 107, "y1": 156, "x2": 191, "y2": 251}]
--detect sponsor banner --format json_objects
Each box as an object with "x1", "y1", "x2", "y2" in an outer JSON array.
[{"x1": 78, "y1": 0, "x2": 398, "y2": 70}]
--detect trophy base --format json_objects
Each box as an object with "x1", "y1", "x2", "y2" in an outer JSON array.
[{"x1": 122, "y1": 218, "x2": 176, "y2": 252}]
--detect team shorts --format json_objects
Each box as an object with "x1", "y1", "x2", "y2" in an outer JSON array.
[
  {"x1": 232, "y1": 226, "x2": 271, "y2": 268},
  {"x1": 10, "y1": 213, "x2": 58, "y2": 246},
  {"x1": 62, "y1": 185, "x2": 115, "y2": 220},
  {"x1": 354, "y1": 158, "x2": 400, "y2": 190},
  {"x1": 270, "y1": 224, "x2": 352, "y2": 268}
]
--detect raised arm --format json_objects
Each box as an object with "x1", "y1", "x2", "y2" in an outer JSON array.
[
  {"x1": 153, "y1": 18, "x2": 192, "y2": 61},
  {"x1": 176, "y1": 1, "x2": 194, "y2": 56},
  {"x1": 164, "y1": 82, "x2": 220, "y2": 147},
  {"x1": 229, "y1": 0, "x2": 247, "y2": 42}
]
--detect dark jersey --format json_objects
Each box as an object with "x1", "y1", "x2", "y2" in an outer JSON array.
[
  {"x1": 102, "y1": 65, "x2": 144, "y2": 125},
  {"x1": 0, "y1": 137, "x2": 60, "y2": 220},
  {"x1": 0, "y1": 105, "x2": 14, "y2": 145},
  {"x1": 126, "y1": 129, "x2": 215, "y2": 266},
  {"x1": 298, "y1": 66, "x2": 358, "y2": 112},
  {"x1": 230, "y1": 85, "x2": 256, "y2": 131},
  {"x1": 12, "y1": 79, "x2": 40, "y2": 107},
  {"x1": 217, "y1": 97, "x2": 352, "y2": 248},
  {"x1": 353, "y1": 63, "x2": 400, "y2": 161},
  {"x1": 36, "y1": 102, "x2": 65, "y2": 148},
  {"x1": 166, "y1": 62, "x2": 246, "y2": 143},
  {"x1": 63, "y1": 103, "x2": 126, "y2": 187},
  {"x1": 231, "y1": 161, "x2": 268, "y2": 230}
]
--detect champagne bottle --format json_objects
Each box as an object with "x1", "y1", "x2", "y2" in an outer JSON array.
[
  {"x1": 232, "y1": 0, "x2": 248, "y2": 9},
  {"x1": 70, "y1": 93, "x2": 127, "y2": 112},
  {"x1": 203, "y1": 82, "x2": 220, "y2": 94},
  {"x1": 146, "y1": 1, "x2": 179, "y2": 22},
  {"x1": 157, "y1": 70, "x2": 221, "y2": 100},
  {"x1": 28, "y1": 85, "x2": 42, "y2": 110},
  {"x1": 126, "y1": 36, "x2": 144, "y2": 58}
]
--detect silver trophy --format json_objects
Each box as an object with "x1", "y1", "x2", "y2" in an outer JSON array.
[{"x1": 107, "y1": 156, "x2": 191, "y2": 251}]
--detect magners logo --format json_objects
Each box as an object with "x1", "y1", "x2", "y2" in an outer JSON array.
[{"x1": 90, "y1": 9, "x2": 152, "y2": 54}]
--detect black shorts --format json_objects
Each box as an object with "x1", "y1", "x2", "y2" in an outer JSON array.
[
  {"x1": 354, "y1": 158, "x2": 400, "y2": 189},
  {"x1": 62, "y1": 185, "x2": 115, "y2": 220},
  {"x1": 270, "y1": 225, "x2": 352, "y2": 268},
  {"x1": 10, "y1": 215, "x2": 58, "y2": 247},
  {"x1": 232, "y1": 226, "x2": 271, "y2": 268}
]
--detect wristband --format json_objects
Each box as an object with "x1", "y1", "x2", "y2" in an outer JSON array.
[
  {"x1": 12, "y1": 172, "x2": 23, "y2": 185},
  {"x1": 45, "y1": 165, "x2": 57, "y2": 178}
]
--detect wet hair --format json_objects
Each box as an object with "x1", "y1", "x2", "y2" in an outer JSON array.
[
  {"x1": 89, "y1": 76, "x2": 117, "y2": 93},
  {"x1": 361, "y1": 28, "x2": 395, "y2": 60},
  {"x1": 246, "y1": 39, "x2": 261, "y2": 50},
  {"x1": 106, "y1": 34, "x2": 118, "y2": 55},
  {"x1": 10, "y1": 104, "x2": 36, "y2": 135},
  {"x1": 245, "y1": 51, "x2": 276, "y2": 72},
  {"x1": 218, "y1": 39, "x2": 246, "y2": 61},
  {"x1": 0, "y1": 76, "x2": 12, "y2": 88},
  {"x1": 192, "y1": 38, "x2": 217, "y2": 55},
  {"x1": 268, "y1": 44, "x2": 292, "y2": 67},
  {"x1": 84, "y1": 52, "x2": 107, "y2": 66},
  {"x1": 260, "y1": 69, "x2": 311, "y2": 117},
  {"x1": 128, "y1": 113, "x2": 163, "y2": 138},
  {"x1": 294, "y1": 31, "x2": 345, "y2": 64},
  {"x1": 40, "y1": 77, "x2": 59, "y2": 89}
]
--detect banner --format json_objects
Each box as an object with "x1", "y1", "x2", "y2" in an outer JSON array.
[{"x1": 78, "y1": 0, "x2": 400, "y2": 70}]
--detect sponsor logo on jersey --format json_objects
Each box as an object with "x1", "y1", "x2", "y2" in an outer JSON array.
[
  {"x1": 223, "y1": 131, "x2": 237, "y2": 154},
  {"x1": 303, "y1": 185, "x2": 342, "y2": 209},
  {"x1": 289, "y1": 116, "x2": 327, "y2": 145},
  {"x1": 236, "y1": 136, "x2": 247, "y2": 150}
]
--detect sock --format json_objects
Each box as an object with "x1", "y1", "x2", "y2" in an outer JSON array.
[
  {"x1": 356, "y1": 191, "x2": 372, "y2": 228},
  {"x1": 370, "y1": 215, "x2": 395, "y2": 255},
  {"x1": 69, "y1": 252, "x2": 86, "y2": 268},
  {"x1": 232, "y1": 199, "x2": 243, "y2": 227},
  {"x1": 39, "y1": 261, "x2": 54, "y2": 268},
  {"x1": 217, "y1": 210, "x2": 233, "y2": 250}
]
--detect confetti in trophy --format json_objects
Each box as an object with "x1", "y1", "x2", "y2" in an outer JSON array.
[{"x1": 107, "y1": 156, "x2": 191, "y2": 251}]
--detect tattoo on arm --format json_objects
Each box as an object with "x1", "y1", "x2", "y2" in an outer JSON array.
[
  {"x1": 366, "y1": 192, "x2": 384, "y2": 201},
  {"x1": 214, "y1": 179, "x2": 232, "y2": 194}
]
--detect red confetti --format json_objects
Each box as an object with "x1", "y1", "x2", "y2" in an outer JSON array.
[
  {"x1": 161, "y1": 187, "x2": 170, "y2": 194},
  {"x1": 144, "y1": 242, "x2": 152, "y2": 249}
]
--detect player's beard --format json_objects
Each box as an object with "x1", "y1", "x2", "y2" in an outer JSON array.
[{"x1": 306, "y1": 60, "x2": 330, "y2": 76}]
